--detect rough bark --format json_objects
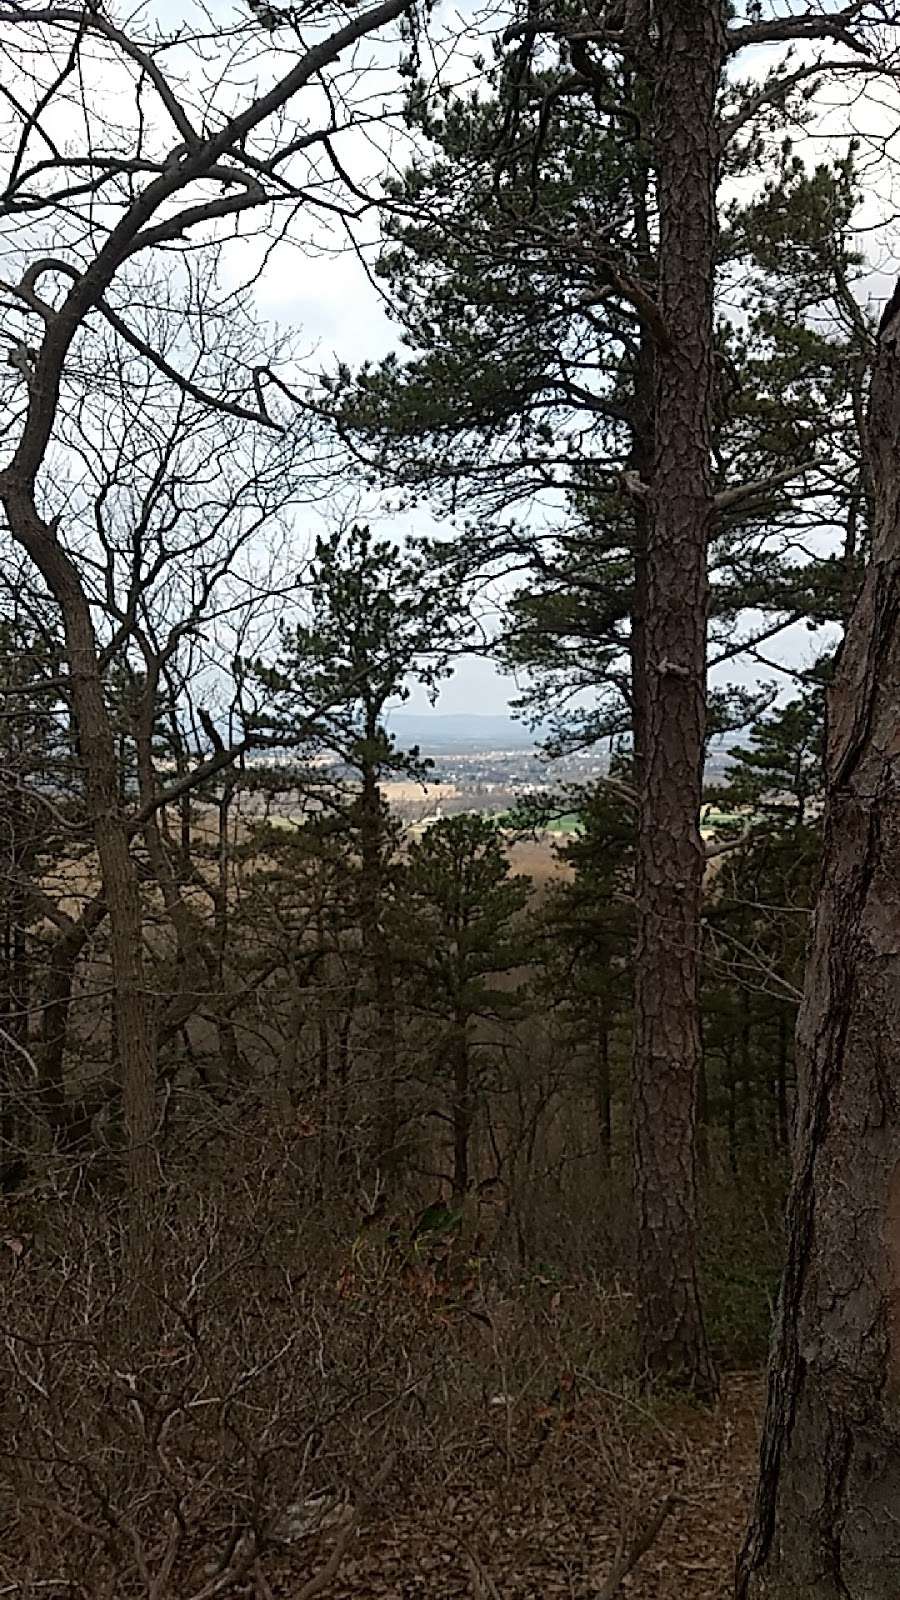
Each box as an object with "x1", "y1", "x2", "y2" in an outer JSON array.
[
  {"x1": 631, "y1": 0, "x2": 722, "y2": 1397},
  {"x1": 737, "y1": 292, "x2": 900, "y2": 1598}
]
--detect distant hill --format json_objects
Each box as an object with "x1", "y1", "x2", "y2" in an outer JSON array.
[
  {"x1": 386, "y1": 713, "x2": 542, "y2": 751},
  {"x1": 384, "y1": 713, "x2": 743, "y2": 766}
]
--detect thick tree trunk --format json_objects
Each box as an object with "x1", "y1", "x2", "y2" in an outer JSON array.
[
  {"x1": 737, "y1": 293, "x2": 900, "y2": 1598},
  {"x1": 631, "y1": 0, "x2": 721, "y2": 1397}
]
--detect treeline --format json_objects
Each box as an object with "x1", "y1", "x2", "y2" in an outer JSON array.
[{"x1": 0, "y1": 538, "x2": 819, "y2": 1229}]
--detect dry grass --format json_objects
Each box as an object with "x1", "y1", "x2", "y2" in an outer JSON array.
[{"x1": 506, "y1": 838, "x2": 571, "y2": 886}]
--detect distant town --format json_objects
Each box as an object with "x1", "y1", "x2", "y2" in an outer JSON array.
[{"x1": 242, "y1": 713, "x2": 739, "y2": 838}]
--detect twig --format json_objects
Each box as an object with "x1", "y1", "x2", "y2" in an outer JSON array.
[
  {"x1": 461, "y1": 1538, "x2": 504, "y2": 1600},
  {"x1": 0, "y1": 1586, "x2": 76, "y2": 1596},
  {"x1": 254, "y1": 1560, "x2": 275, "y2": 1600},
  {"x1": 293, "y1": 1452, "x2": 396, "y2": 1600},
  {"x1": 592, "y1": 1494, "x2": 678, "y2": 1600}
]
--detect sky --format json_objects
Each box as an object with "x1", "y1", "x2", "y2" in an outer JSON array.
[
  {"x1": 20, "y1": 0, "x2": 897, "y2": 725},
  {"x1": 228, "y1": 5, "x2": 898, "y2": 724}
]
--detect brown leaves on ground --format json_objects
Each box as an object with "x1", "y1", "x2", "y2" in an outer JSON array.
[
  {"x1": 257, "y1": 1375, "x2": 761, "y2": 1600},
  {"x1": 1, "y1": 1191, "x2": 765, "y2": 1600}
]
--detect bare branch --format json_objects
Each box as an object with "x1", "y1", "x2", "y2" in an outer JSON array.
[
  {"x1": 4, "y1": 4, "x2": 202, "y2": 148},
  {"x1": 96, "y1": 300, "x2": 280, "y2": 430},
  {"x1": 726, "y1": 3, "x2": 882, "y2": 57},
  {"x1": 593, "y1": 1494, "x2": 678, "y2": 1600}
]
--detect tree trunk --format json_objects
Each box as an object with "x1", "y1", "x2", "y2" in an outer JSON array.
[
  {"x1": 738, "y1": 291, "x2": 900, "y2": 1597},
  {"x1": 1, "y1": 493, "x2": 158, "y2": 1256},
  {"x1": 631, "y1": 0, "x2": 721, "y2": 1397},
  {"x1": 358, "y1": 750, "x2": 399, "y2": 1170},
  {"x1": 451, "y1": 1019, "x2": 471, "y2": 1206}
]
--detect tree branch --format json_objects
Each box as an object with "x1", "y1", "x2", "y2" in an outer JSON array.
[
  {"x1": 714, "y1": 464, "x2": 811, "y2": 514},
  {"x1": 96, "y1": 299, "x2": 281, "y2": 430},
  {"x1": 726, "y1": 3, "x2": 880, "y2": 57},
  {"x1": 4, "y1": 4, "x2": 202, "y2": 148},
  {"x1": 593, "y1": 1495, "x2": 678, "y2": 1600}
]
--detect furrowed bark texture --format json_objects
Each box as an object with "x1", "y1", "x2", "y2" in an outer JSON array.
[
  {"x1": 737, "y1": 299, "x2": 900, "y2": 1597},
  {"x1": 632, "y1": 0, "x2": 722, "y2": 1396}
]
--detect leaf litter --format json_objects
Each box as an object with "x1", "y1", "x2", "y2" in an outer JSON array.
[{"x1": 254, "y1": 1375, "x2": 761, "y2": 1600}]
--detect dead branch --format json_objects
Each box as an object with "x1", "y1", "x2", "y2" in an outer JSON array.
[{"x1": 592, "y1": 1493, "x2": 678, "y2": 1600}]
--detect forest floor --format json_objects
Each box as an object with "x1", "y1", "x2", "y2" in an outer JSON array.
[
  {"x1": 3, "y1": 1180, "x2": 777, "y2": 1598},
  {"x1": 262, "y1": 1373, "x2": 761, "y2": 1600}
]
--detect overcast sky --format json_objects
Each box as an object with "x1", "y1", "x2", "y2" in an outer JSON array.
[
  {"x1": 166, "y1": 2, "x2": 900, "y2": 720},
  {"x1": 266, "y1": 76, "x2": 894, "y2": 725}
]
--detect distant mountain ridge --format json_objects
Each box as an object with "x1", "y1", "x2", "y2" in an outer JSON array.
[
  {"x1": 384, "y1": 712, "x2": 743, "y2": 766},
  {"x1": 386, "y1": 713, "x2": 542, "y2": 750}
]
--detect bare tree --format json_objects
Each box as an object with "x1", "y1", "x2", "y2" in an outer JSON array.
[{"x1": 0, "y1": 0, "x2": 414, "y2": 1253}]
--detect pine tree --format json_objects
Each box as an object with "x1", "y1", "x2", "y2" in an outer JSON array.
[
  {"x1": 537, "y1": 780, "x2": 636, "y2": 1161},
  {"x1": 254, "y1": 526, "x2": 464, "y2": 1170},
  {"x1": 395, "y1": 814, "x2": 531, "y2": 1202},
  {"x1": 737, "y1": 259, "x2": 900, "y2": 1595},
  {"x1": 703, "y1": 683, "x2": 825, "y2": 1166},
  {"x1": 321, "y1": 31, "x2": 870, "y2": 1389},
  {"x1": 0, "y1": 603, "x2": 79, "y2": 1187}
]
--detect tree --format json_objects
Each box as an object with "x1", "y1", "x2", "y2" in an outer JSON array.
[
  {"x1": 0, "y1": 0, "x2": 415, "y2": 1251},
  {"x1": 702, "y1": 687, "x2": 825, "y2": 1166},
  {"x1": 395, "y1": 814, "x2": 531, "y2": 1203},
  {"x1": 323, "y1": 0, "x2": 878, "y2": 1390},
  {"x1": 0, "y1": 593, "x2": 79, "y2": 1187},
  {"x1": 737, "y1": 281, "x2": 900, "y2": 1594},
  {"x1": 225, "y1": 807, "x2": 359, "y2": 1164},
  {"x1": 254, "y1": 525, "x2": 463, "y2": 1169},
  {"x1": 621, "y1": 0, "x2": 724, "y2": 1397},
  {"x1": 536, "y1": 780, "x2": 636, "y2": 1162},
  {"x1": 722, "y1": 674, "x2": 826, "y2": 819}
]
